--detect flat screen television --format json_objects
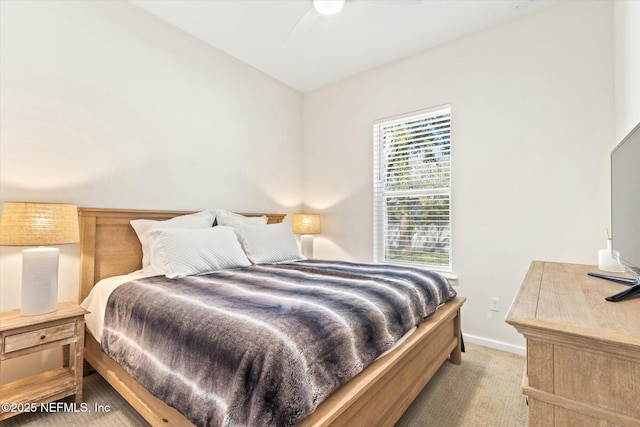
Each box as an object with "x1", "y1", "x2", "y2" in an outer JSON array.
[
  {"x1": 589, "y1": 121, "x2": 640, "y2": 301},
  {"x1": 612, "y1": 121, "x2": 640, "y2": 277}
]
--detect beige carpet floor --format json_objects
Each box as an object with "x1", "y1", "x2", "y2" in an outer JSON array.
[
  {"x1": 396, "y1": 342, "x2": 527, "y2": 427},
  {"x1": 3, "y1": 342, "x2": 526, "y2": 427}
]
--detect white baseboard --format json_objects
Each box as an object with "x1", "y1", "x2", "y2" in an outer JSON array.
[{"x1": 463, "y1": 333, "x2": 526, "y2": 356}]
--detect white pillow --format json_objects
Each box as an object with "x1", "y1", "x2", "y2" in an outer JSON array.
[
  {"x1": 237, "y1": 222, "x2": 304, "y2": 264},
  {"x1": 216, "y1": 209, "x2": 267, "y2": 227},
  {"x1": 131, "y1": 210, "x2": 215, "y2": 271},
  {"x1": 216, "y1": 209, "x2": 268, "y2": 250},
  {"x1": 148, "y1": 226, "x2": 251, "y2": 278}
]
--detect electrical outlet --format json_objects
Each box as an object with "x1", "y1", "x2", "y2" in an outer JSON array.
[{"x1": 490, "y1": 297, "x2": 500, "y2": 312}]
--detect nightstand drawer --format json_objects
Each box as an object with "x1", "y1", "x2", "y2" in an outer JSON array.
[{"x1": 4, "y1": 322, "x2": 76, "y2": 353}]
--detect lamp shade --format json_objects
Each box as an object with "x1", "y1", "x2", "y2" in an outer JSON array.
[
  {"x1": 0, "y1": 202, "x2": 80, "y2": 246},
  {"x1": 292, "y1": 213, "x2": 321, "y2": 235}
]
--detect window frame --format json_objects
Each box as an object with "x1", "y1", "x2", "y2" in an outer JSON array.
[{"x1": 373, "y1": 105, "x2": 452, "y2": 272}]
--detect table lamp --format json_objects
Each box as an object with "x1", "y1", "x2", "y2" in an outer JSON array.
[
  {"x1": 292, "y1": 213, "x2": 321, "y2": 259},
  {"x1": 0, "y1": 202, "x2": 80, "y2": 315}
]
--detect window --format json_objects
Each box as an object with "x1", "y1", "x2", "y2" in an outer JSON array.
[{"x1": 373, "y1": 105, "x2": 451, "y2": 271}]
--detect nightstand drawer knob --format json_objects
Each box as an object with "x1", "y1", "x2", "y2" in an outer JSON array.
[{"x1": 40, "y1": 335, "x2": 46, "y2": 340}]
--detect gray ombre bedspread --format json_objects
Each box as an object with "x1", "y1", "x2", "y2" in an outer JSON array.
[{"x1": 101, "y1": 260, "x2": 456, "y2": 426}]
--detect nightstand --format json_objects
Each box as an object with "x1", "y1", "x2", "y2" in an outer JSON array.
[{"x1": 0, "y1": 302, "x2": 88, "y2": 420}]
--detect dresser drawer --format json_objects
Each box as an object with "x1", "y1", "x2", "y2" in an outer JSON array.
[{"x1": 4, "y1": 322, "x2": 76, "y2": 353}]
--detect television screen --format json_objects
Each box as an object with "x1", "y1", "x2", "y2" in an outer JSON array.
[{"x1": 611, "y1": 121, "x2": 640, "y2": 276}]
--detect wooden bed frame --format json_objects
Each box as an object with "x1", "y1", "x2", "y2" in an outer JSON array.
[{"x1": 78, "y1": 207, "x2": 465, "y2": 427}]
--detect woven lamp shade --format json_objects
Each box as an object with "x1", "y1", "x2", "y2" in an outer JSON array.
[
  {"x1": 0, "y1": 202, "x2": 80, "y2": 246},
  {"x1": 292, "y1": 213, "x2": 321, "y2": 235}
]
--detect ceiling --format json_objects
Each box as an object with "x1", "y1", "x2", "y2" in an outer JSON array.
[{"x1": 130, "y1": 0, "x2": 562, "y2": 93}]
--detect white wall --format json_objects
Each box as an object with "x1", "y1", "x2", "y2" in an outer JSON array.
[
  {"x1": 0, "y1": 1, "x2": 302, "y2": 382},
  {"x1": 614, "y1": 0, "x2": 640, "y2": 139},
  {"x1": 302, "y1": 1, "x2": 614, "y2": 353}
]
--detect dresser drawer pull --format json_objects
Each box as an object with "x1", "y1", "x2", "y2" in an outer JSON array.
[{"x1": 40, "y1": 335, "x2": 46, "y2": 340}]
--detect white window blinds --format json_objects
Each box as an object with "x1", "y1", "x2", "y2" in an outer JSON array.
[{"x1": 373, "y1": 105, "x2": 451, "y2": 271}]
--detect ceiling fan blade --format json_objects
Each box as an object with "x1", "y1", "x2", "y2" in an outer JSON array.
[{"x1": 286, "y1": 6, "x2": 319, "y2": 40}]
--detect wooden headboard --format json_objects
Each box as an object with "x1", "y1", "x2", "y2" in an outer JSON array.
[{"x1": 78, "y1": 207, "x2": 285, "y2": 302}]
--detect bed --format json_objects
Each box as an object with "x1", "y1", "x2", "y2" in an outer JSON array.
[{"x1": 78, "y1": 207, "x2": 465, "y2": 426}]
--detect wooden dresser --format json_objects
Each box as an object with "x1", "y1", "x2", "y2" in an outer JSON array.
[{"x1": 506, "y1": 261, "x2": 640, "y2": 426}]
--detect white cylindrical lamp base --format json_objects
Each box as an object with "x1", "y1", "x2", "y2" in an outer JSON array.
[
  {"x1": 300, "y1": 234, "x2": 315, "y2": 259},
  {"x1": 21, "y1": 247, "x2": 59, "y2": 316}
]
